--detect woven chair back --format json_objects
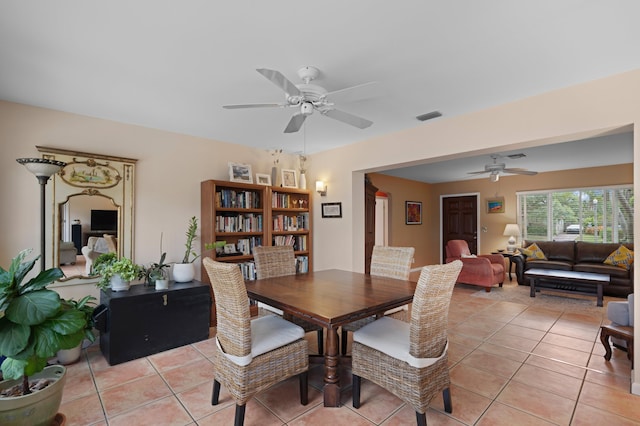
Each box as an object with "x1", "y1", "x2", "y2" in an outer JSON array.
[
  {"x1": 409, "y1": 260, "x2": 462, "y2": 359},
  {"x1": 202, "y1": 257, "x2": 251, "y2": 357},
  {"x1": 370, "y1": 246, "x2": 414, "y2": 280},
  {"x1": 253, "y1": 245, "x2": 296, "y2": 279}
]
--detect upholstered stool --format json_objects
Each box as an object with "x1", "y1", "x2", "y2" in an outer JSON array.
[{"x1": 600, "y1": 324, "x2": 634, "y2": 368}]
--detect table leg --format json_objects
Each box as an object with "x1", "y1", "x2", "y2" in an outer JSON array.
[
  {"x1": 600, "y1": 326, "x2": 613, "y2": 361},
  {"x1": 529, "y1": 277, "x2": 536, "y2": 298},
  {"x1": 508, "y1": 258, "x2": 513, "y2": 281},
  {"x1": 597, "y1": 283, "x2": 603, "y2": 307},
  {"x1": 323, "y1": 326, "x2": 341, "y2": 407}
]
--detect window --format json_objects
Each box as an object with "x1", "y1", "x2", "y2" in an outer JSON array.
[{"x1": 517, "y1": 186, "x2": 633, "y2": 243}]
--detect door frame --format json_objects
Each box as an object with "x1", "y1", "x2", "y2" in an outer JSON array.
[{"x1": 439, "y1": 192, "x2": 482, "y2": 262}]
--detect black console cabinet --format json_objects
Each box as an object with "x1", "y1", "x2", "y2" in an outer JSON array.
[{"x1": 97, "y1": 281, "x2": 211, "y2": 365}]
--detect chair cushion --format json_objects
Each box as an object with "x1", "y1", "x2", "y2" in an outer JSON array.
[
  {"x1": 603, "y1": 245, "x2": 634, "y2": 270},
  {"x1": 353, "y1": 317, "x2": 447, "y2": 368},
  {"x1": 217, "y1": 314, "x2": 304, "y2": 366},
  {"x1": 607, "y1": 301, "x2": 631, "y2": 326}
]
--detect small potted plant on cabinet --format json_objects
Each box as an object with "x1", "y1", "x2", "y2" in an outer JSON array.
[
  {"x1": 0, "y1": 249, "x2": 91, "y2": 426},
  {"x1": 93, "y1": 252, "x2": 140, "y2": 291},
  {"x1": 142, "y1": 252, "x2": 170, "y2": 290},
  {"x1": 173, "y1": 216, "x2": 199, "y2": 283}
]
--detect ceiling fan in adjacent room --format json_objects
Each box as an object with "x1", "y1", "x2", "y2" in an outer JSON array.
[
  {"x1": 222, "y1": 66, "x2": 374, "y2": 133},
  {"x1": 467, "y1": 154, "x2": 538, "y2": 182}
]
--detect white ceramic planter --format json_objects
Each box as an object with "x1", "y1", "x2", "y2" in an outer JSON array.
[
  {"x1": 155, "y1": 279, "x2": 169, "y2": 290},
  {"x1": 109, "y1": 273, "x2": 131, "y2": 291},
  {"x1": 173, "y1": 263, "x2": 194, "y2": 283},
  {"x1": 56, "y1": 343, "x2": 82, "y2": 365}
]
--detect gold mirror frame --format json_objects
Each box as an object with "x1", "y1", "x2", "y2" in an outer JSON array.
[{"x1": 37, "y1": 146, "x2": 137, "y2": 284}]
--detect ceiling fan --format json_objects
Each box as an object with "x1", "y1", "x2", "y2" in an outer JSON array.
[
  {"x1": 223, "y1": 66, "x2": 374, "y2": 133},
  {"x1": 467, "y1": 154, "x2": 538, "y2": 182}
]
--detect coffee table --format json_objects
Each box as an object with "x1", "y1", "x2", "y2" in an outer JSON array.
[{"x1": 525, "y1": 268, "x2": 610, "y2": 307}]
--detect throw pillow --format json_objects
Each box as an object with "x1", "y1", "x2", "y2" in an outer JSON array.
[
  {"x1": 522, "y1": 243, "x2": 547, "y2": 260},
  {"x1": 604, "y1": 245, "x2": 634, "y2": 270}
]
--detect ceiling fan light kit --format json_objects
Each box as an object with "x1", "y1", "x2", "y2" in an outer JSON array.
[{"x1": 223, "y1": 66, "x2": 374, "y2": 134}]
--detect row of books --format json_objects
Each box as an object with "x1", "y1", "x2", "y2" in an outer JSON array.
[
  {"x1": 215, "y1": 213, "x2": 263, "y2": 232},
  {"x1": 215, "y1": 189, "x2": 261, "y2": 209},
  {"x1": 235, "y1": 255, "x2": 309, "y2": 280},
  {"x1": 271, "y1": 193, "x2": 308, "y2": 209},
  {"x1": 236, "y1": 237, "x2": 262, "y2": 255},
  {"x1": 272, "y1": 213, "x2": 309, "y2": 231},
  {"x1": 273, "y1": 235, "x2": 307, "y2": 251}
]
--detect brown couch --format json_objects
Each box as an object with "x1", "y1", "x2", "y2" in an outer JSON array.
[{"x1": 513, "y1": 240, "x2": 633, "y2": 297}]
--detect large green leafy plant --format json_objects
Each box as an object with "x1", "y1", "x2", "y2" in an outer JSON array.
[{"x1": 0, "y1": 249, "x2": 88, "y2": 395}]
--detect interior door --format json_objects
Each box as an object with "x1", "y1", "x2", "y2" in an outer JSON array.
[
  {"x1": 364, "y1": 176, "x2": 378, "y2": 274},
  {"x1": 442, "y1": 195, "x2": 478, "y2": 261}
]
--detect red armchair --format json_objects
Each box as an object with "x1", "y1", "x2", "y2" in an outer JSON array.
[{"x1": 445, "y1": 240, "x2": 505, "y2": 292}]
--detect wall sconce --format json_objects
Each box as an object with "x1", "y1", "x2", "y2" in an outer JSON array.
[{"x1": 315, "y1": 180, "x2": 327, "y2": 196}]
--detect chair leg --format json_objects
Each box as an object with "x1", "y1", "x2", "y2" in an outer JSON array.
[
  {"x1": 484, "y1": 287, "x2": 491, "y2": 292},
  {"x1": 299, "y1": 371, "x2": 308, "y2": 405},
  {"x1": 341, "y1": 329, "x2": 348, "y2": 355},
  {"x1": 416, "y1": 412, "x2": 427, "y2": 426},
  {"x1": 317, "y1": 329, "x2": 324, "y2": 354},
  {"x1": 234, "y1": 404, "x2": 246, "y2": 426},
  {"x1": 352, "y1": 374, "x2": 361, "y2": 408},
  {"x1": 212, "y1": 379, "x2": 221, "y2": 405},
  {"x1": 443, "y1": 387, "x2": 452, "y2": 413}
]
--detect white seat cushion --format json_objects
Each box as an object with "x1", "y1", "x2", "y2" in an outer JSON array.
[
  {"x1": 218, "y1": 314, "x2": 305, "y2": 366},
  {"x1": 353, "y1": 316, "x2": 447, "y2": 368}
]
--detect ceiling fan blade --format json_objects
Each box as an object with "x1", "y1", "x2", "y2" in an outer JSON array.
[
  {"x1": 322, "y1": 109, "x2": 373, "y2": 129},
  {"x1": 325, "y1": 81, "x2": 377, "y2": 98},
  {"x1": 284, "y1": 113, "x2": 307, "y2": 133},
  {"x1": 256, "y1": 68, "x2": 301, "y2": 96},
  {"x1": 503, "y1": 168, "x2": 538, "y2": 175},
  {"x1": 223, "y1": 103, "x2": 287, "y2": 109},
  {"x1": 467, "y1": 170, "x2": 490, "y2": 175}
]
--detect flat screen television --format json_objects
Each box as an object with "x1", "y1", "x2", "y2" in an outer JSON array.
[{"x1": 90, "y1": 209, "x2": 118, "y2": 231}]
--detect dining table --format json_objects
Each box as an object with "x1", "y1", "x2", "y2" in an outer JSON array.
[{"x1": 244, "y1": 269, "x2": 417, "y2": 407}]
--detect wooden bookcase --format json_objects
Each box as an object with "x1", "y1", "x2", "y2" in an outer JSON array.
[{"x1": 200, "y1": 179, "x2": 313, "y2": 325}]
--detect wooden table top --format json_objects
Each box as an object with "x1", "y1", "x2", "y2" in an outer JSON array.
[{"x1": 245, "y1": 269, "x2": 416, "y2": 329}]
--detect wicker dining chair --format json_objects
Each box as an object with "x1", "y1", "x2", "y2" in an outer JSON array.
[
  {"x1": 341, "y1": 246, "x2": 415, "y2": 355},
  {"x1": 351, "y1": 260, "x2": 462, "y2": 426},
  {"x1": 253, "y1": 245, "x2": 324, "y2": 354},
  {"x1": 202, "y1": 257, "x2": 309, "y2": 426}
]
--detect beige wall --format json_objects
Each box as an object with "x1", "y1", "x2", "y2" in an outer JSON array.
[{"x1": 369, "y1": 164, "x2": 633, "y2": 268}]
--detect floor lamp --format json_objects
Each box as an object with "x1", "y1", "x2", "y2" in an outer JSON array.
[{"x1": 17, "y1": 158, "x2": 66, "y2": 272}]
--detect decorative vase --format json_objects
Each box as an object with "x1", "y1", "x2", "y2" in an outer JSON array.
[
  {"x1": 109, "y1": 273, "x2": 130, "y2": 291},
  {"x1": 0, "y1": 365, "x2": 66, "y2": 426},
  {"x1": 299, "y1": 172, "x2": 307, "y2": 189},
  {"x1": 271, "y1": 166, "x2": 278, "y2": 187},
  {"x1": 173, "y1": 263, "x2": 194, "y2": 283}
]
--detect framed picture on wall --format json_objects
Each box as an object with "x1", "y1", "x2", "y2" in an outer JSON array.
[
  {"x1": 321, "y1": 202, "x2": 342, "y2": 218},
  {"x1": 486, "y1": 197, "x2": 505, "y2": 213},
  {"x1": 405, "y1": 201, "x2": 422, "y2": 225}
]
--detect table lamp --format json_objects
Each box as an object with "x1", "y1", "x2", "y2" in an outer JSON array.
[{"x1": 503, "y1": 223, "x2": 521, "y2": 253}]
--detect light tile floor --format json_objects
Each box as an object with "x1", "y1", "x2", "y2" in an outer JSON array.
[{"x1": 59, "y1": 284, "x2": 639, "y2": 425}]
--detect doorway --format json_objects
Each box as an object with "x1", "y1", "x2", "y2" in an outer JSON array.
[{"x1": 441, "y1": 194, "x2": 479, "y2": 262}]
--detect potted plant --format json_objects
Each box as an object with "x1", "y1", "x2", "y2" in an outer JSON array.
[
  {"x1": 173, "y1": 216, "x2": 199, "y2": 283},
  {"x1": 55, "y1": 295, "x2": 97, "y2": 365},
  {"x1": 93, "y1": 252, "x2": 140, "y2": 291},
  {"x1": 0, "y1": 249, "x2": 90, "y2": 426},
  {"x1": 141, "y1": 252, "x2": 170, "y2": 289}
]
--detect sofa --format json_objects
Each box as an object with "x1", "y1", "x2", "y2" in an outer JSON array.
[
  {"x1": 513, "y1": 240, "x2": 633, "y2": 298},
  {"x1": 59, "y1": 241, "x2": 77, "y2": 265}
]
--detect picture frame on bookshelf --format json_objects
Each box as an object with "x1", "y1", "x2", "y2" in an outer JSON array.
[
  {"x1": 228, "y1": 162, "x2": 253, "y2": 183},
  {"x1": 321, "y1": 202, "x2": 342, "y2": 218},
  {"x1": 255, "y1": 173, "x2": 271, "y2": 186},
  {"x1": 281, "y1": 169, "x2": 298, "y2": 188}
]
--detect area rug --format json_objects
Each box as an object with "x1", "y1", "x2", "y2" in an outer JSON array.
[{"x1": 469, "y1": 283, "x2": 624, "y2": 314}]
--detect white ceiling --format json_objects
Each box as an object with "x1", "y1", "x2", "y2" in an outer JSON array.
[{"x1": 1, "y1": 1, "x2": 638, "y2": 178}]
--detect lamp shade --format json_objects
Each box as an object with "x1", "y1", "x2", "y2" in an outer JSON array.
[
  {"x1": 16, "y1": 158, "x2": 66, "y2": 178},
  {"x1": 503, "y1": 224, "x2": 521, "y2": 237}
]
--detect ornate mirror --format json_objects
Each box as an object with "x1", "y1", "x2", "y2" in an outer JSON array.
[{"x1": 37, "y1": 146, "x2": 136, "y2": 283}]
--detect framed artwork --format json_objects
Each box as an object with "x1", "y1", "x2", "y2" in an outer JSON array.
[
  {"x1": 281, "y1": 168, "x2": 297, "y2": 188},
  {"x1": 405, "y1": 201, "x2": 422, "y2": 225},
  {"x1": 255, "y1": 173, "x2": 271, "y2": 186},
  {"x1": 228, "y1": 162, "x2": 253, "y2": 183},
  {"x1": 321, "y1": 202, "x2": 342, "y2": 218},
  {"x1": 487, "y1": 197, "x2": 505, "y2": 213}
]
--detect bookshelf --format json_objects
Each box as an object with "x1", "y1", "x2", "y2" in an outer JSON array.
[{"x1": 201, "y1": 180, "x2": 313, "y2": 325}]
